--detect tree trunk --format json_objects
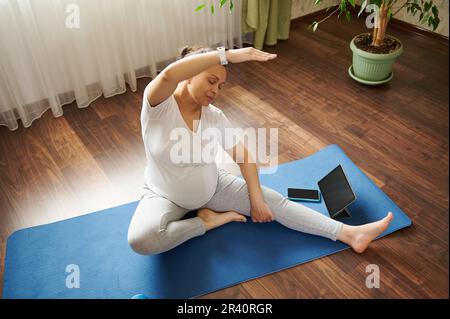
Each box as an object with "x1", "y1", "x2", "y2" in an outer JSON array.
[
  {"x1": 373, "y1": 26, "x2": 379, "y2": 44},
  {"x1": 372, "y1": 2, "x2": 389, "y2": 46}
]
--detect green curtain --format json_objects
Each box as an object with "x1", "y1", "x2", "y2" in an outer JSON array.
[{"x1": 242, "y1": 0, "x2": 293, "y2": 50}]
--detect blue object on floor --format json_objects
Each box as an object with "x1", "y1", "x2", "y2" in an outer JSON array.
[
  {"x1": 3, "y1": 145, "x2": 412, "y2": 299},
  {"x1": 131, "y1": 294, "x2": 149, "y2": 299}
]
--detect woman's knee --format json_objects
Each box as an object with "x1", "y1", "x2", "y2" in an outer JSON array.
[
  {"x1": 127, "y1": 197, "x2": 183, "y2": 255},
  {"x1": 261, "y1": 186, "x2": 288, "y2": 214},
  {"x1": 127, "y1": 226, "x2": 168, "y2": 256}
]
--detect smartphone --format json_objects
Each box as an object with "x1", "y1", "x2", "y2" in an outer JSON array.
[{"x1": 287, "y1": 188, "x2": 321, "y2": 202}]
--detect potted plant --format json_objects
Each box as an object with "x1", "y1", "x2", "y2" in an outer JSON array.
[{"x1": 310, "y1": 0, "x2": 441, "y2": 85}]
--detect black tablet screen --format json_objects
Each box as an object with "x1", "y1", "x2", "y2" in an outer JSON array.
[{"x1": 318, "y1": 165, "x2": 356, "y2": 218}]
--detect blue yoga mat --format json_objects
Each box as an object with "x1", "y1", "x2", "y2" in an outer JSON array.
[{"x1": 2, "y1": 145, "x2": 412, "y2": 299}]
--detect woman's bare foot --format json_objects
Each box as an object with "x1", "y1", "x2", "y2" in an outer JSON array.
[
  {"x1": 197, "y1": 208, "x2": 247, "y2": 231},
  {"x1": 337, "y1": 212, "x2": 394, "y2": 253}
]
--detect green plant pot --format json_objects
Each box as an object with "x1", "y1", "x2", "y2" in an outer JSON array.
[{"x1": 349, "y1": 33, "x2": 403, "y2": 83}]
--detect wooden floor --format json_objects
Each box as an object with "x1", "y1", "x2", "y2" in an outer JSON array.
[{"x1": 0, "y1": 13, "x2": 448, "y2": 298}]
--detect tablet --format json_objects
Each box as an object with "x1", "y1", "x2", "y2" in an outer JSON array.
[{"x1": 317, "y1": 165, "x2": 356, "y2": 219}]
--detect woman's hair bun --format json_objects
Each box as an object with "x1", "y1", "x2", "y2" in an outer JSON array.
[
  {"x1": 179, "y1": 44, "x2": 215, "y2": 59},
  {"x1": 180, "y1": 46, "x2": 192, "y2": 59}
]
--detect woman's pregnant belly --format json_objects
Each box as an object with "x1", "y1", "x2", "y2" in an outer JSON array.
[{"x1": 145, "y1": 159, "x2": 219, "y2": 210}]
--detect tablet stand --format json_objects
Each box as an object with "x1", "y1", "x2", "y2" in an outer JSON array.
[{"x1": 332, "y1": 208, "x2": 352, "y2": 219}]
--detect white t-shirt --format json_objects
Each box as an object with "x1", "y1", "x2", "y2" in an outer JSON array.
[{"x1": 140, "y1": 84, "x2": 241, "y2": 209}]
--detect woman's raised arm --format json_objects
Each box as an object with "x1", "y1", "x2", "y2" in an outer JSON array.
[{"x1": 147, "y1": 47, "x2": 277, "y2": 107}]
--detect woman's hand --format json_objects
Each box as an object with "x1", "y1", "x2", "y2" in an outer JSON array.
[
  {"x1": 226, "y1": 47, "x2": 277, "y2": 64},
  {"x1": 250, "y1": 193, "x2": 275, "y2": 223}
]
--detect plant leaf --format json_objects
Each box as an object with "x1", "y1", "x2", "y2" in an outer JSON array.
[
  {"x1": 195, "y1": 4, "x2": 206, "y2": 12},
  {"x1": 313, "y1": 22, "x2": 319, "y2": 32},
  {"x1": 432, "y1": 5, "x2": 439, "y2": 17},
  {"x1": 358, "y1": 0, "x2": 367, "y2": 17},
  {"x1": 308, "y1": 21, "x2": 319, "y2": 32},
  {"x1": 346, "y1": 11, "x2": 352, "y2": 22}
]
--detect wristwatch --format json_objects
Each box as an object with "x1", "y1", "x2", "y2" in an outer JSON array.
[{"x1": 216, "y1": 46, "x2": 228, "y2": 65}]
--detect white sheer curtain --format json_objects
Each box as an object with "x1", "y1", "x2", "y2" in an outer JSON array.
[{"x1": 0, "y1": 0, "x2": 243, "y2": 131}]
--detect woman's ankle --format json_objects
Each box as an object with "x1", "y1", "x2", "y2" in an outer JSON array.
[{"x1": 336, "y1": 224, "x2": 355, "y2": 245}]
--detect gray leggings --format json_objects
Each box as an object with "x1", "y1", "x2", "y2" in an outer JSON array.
[{"x1": 128, "y1": 168, "x2": 344, "y2": 255}]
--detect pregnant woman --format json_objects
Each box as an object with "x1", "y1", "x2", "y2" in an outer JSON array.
[{"x1": 127, "y1": 45, "x2": 393, "y2": 255}]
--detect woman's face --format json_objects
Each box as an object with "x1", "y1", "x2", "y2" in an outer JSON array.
[{"x1": 188, "y1": 65, "x2": 227, "y2": 106}]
